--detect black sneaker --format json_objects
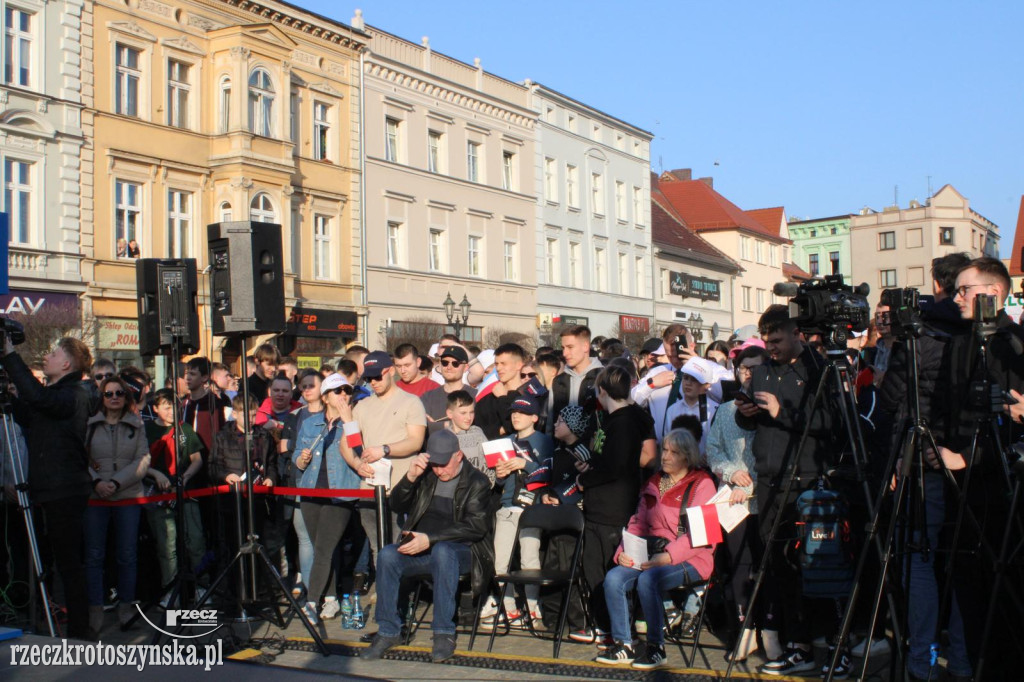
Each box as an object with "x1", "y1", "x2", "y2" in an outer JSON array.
[
  {"x1": 680, "y1": 612, "x2": 699, "y2": 639},
  {"x1": 596, "y1": 641, "x2": 636, "y2": 665},
  {"x1": 820, "y1": 648, "x2": 853, "y2": 680},
  {"x1": 431, "y1": 633, "x2": 456, "y2": 663},
  {"x1": 361, "y1": 633, "x2": 401, "y2": 660},
  {"x1": 632, "y1": 643, "x2": 668, "y2": 670},
  {"x1": 761, "y1": 647, "x2": 816, "y2": 675}
]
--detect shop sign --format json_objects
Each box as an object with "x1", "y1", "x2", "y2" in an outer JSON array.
[
  {"x1": 297, "y1": 356, "x2": 321, "y2": 370},
  {"x1": 97, "y1": 318, "x2": 140, "y2": 351},
  {"x1": 669, "y1": 272, "x2": 721, "y2": 302},
  {"x1": 286, "y1": 308, "x2": 358, "y2": 338},
  {"x1": 618, "y1": 315, "x2": 650, "y2": 334},
  {"x1": 0, "y1": 290, "x2": 79, "y2": 316}
]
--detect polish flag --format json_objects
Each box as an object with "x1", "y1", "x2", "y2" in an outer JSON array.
[
  {"x1": 482, "y1": 438, "x2": 516, "y2": 468},
  {"x1": 686, "y1": 504, "x2": 724, "y2": 547},
  {"x1": 474, "y1": 369, "x2": 500, "y2": 402},
  {"x1": 343, "y1": 421, "x2": 364, "y2": 453}
]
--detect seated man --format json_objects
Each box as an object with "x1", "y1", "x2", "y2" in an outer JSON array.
[{"x1": 363, "y1": 430, "x2": 492, "y2": 663}]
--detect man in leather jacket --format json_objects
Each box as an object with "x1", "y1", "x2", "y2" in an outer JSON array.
[{"x1": 363, "y1": 430, "x2": 493, "y2": 663}]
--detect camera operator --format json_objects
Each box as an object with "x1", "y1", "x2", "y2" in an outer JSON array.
[
  {"x1": 1, "y1": 335, "x2": 95, "y2": 640},
  {"x1": 735, "y1": 304, "x2": 836, "y2": 676}
]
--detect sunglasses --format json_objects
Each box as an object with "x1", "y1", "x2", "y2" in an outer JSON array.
[
  {"x1": 94, "y1": 373, "x2": 114, "y2": 381},
  {"x1": 329, "y1": 385, "x2": 354, "y2": 395},
  {"x1": 440, "y1": 359, "x2": 463, "y2": 368},
  {"x1": 103, "y1": 390, "x2": 126, "y2": 398},
  {"x1": 520, "y1": 372, "x2": 538, "y2": 379},
  {"x1": 366, "y1": 375, "x2": 386, "y2": 383}
]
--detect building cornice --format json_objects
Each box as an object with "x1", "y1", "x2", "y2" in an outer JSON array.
[
  {"x1": 214, "y1": 0, "x2": 368, "y2": 51},
  {"x1": 528, "y1": 81, "x2": 653, "y2": 140}
]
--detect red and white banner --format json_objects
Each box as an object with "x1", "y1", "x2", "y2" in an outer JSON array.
[
  {"x1": 482, "y1": 438, "x2": 516, "y2": 468},
  {"x1": 686, "y1": 504, "x2": 724, "y2": 547},
  {"x1": 343, "y1": 421, "x2": 363, "y2": 450}
]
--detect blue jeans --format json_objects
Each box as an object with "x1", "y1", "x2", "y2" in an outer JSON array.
[
  {"x1": 292, "y1": 506, "x2": 313, "y2": 583},
  {"x1": 84, "y1": 504, "x2": 141, "y2": 605},
  {"x1": 906, "y1": 473, "x2": 971, "y2": 678},
  {"x1": 374, "y1": 541, "x2": 471, "y2": 637},
  {"x1": 605, "y1": 561, "x2": 701, "y2": 646}
]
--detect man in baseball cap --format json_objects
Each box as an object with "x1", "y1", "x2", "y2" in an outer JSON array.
[{"x1": 361, "y1": 350, "x2": 394, "y2": 380}]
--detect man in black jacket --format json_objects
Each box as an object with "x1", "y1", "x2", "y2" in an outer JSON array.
[
  {"x1": 363, "y1": 430, "x2": 492, "y2": 663},
  {"x1": 2, "y1": 336, "x2": 94, "y2": 639},
  {"x1": 548, "y1": 325, "x2": 602, "y2": 435}
]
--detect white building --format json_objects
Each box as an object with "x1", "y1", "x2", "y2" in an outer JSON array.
[{"x1": 526, "y1": 82, "x2": 653, "y2": 340}]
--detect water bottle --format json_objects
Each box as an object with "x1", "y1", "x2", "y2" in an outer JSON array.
[
  {"x1": 340, "y1": 594, "x2": 353, "y2": 629},
  {"x1": 352, "y1": 594, "x2": 364, "y2": 629}
]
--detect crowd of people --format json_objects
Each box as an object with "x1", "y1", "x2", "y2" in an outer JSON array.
[{"x1": 0, "y1": 254, "x2": 1021, "y2": 678}]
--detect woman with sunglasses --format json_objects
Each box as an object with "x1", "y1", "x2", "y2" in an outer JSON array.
[
  {"x1": 84, "y1": 377, "x2": 150, "y2": 633},
  {"x1": 282, "y1": 369, "x2": 324, "y2": 599},
  {"x1": 292, "y1": 372, "x2": 362, "y2": 624}
]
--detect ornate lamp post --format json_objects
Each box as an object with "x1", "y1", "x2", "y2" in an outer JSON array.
[{"x1": 443, "y1": 291, "x2": 471, "y2": 339}]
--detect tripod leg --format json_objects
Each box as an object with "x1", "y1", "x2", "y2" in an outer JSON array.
[{"x1": 254, "y1": 544, "x2": 329, "y2": 656}]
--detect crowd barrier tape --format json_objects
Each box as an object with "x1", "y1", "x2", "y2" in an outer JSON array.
[{"x1": 87, "y1": 484, "x2": 377, "y2": 507}]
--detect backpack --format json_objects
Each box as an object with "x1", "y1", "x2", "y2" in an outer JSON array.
[{"x1": 795, "y1": 487, "x2": 854, "y2": 598}]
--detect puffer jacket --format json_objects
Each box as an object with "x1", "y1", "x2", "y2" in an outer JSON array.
[{"x1": 86, "y1": 411, "x2": 149, "y2": 500}]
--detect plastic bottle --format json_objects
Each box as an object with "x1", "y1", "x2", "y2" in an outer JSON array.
[
  {"x1": 352, "y1": 594, "x2": 364, "y2": 629},
  {"x1": 340, "y1": 594, "x2": 353, "y2": 629}
]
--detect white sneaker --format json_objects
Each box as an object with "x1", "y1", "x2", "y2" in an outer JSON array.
[
  {"x1": 320, "y1": 597, "x2": 340, "y2": 620},
  {"x1": 851, "y1": 636, "x2": 890, "y2": 657},
  {"x1": 302, "y1": 601, "x2": 319, "y2": 625}
]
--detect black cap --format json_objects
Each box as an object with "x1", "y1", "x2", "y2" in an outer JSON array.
[
  {"x1": 508, "y1": 394, "x2": 540, "y2": 416},
  {"x1": 439, "y1": 346, "x2": 469, "y2": 364},
  {"x1": 361, "y1": 351, "x2": 393, "y2": 379},
  {"x1": 641, "y1": 337, "x2": 662, "y2": 354},
  {"x1": 426, "y1": 430, "x2": 461, "y2": 466}
]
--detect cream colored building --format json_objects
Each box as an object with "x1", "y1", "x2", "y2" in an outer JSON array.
[
  {"x1": 356, "y1": 13, "x2": 537, "y2": 349},
  {"x1": 850, "y1": 185, "x2": 999, "y2": 300},
  {"x1": 82, "y1": 0, "x2": 366, "y2": 371}
]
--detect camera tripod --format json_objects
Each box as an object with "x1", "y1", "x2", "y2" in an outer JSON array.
[
  {"x1": 725, "y1": 337, "x2": 905, "y2": 680},
  {"x1": 0, "y1": 397, "x2": 56, "y2": 637}
]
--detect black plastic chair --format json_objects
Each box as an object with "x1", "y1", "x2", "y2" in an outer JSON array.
[
  {"x1": 663, "y1": 545, "x2": 721, "y2": 668},
  {"x1": 486, "y1": 503, "x2": 587, "y2": 658},
  {"x1": 403, "y1": 567, "x2": 488, "y2": 651}
]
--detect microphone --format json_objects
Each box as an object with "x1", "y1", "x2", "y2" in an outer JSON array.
[{"x1": 773, "y1": 282, "x2": 799, "y2": 297}]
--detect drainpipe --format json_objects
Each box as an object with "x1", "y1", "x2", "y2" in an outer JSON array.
[{"x1": 358, "y1": 47, "x2": 369, "y2": 347}]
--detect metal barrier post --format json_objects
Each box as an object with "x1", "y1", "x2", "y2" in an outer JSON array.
[{"x1": 374, "y1": 485, "x2": 392, "y2": 547}]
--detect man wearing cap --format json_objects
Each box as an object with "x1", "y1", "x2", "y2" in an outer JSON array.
[
  {"x1": 631, "y1": 323, "x2": 698, "y2": 442},
  {"x1": 363, "y1": 430, "x2": 492, "y2": 663},
  {"x1": 421, "y1": 346, "x2": 477, "y2": 435},
  {"x1": 344, "y1": 351, "x2": 428, "y2": 565},
  {"x1": 664, "y1": 357, "x2": 719, "y2": 455}
]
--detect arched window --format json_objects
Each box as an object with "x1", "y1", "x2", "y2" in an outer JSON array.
[
  {"x1": 219, "y1": 76, "x2": 231, "y2": 133},
  {"x1": 247, "y1": 69, "x2": 274, "y2": 136},
  {"x1": 219, "y1": 201, "x2": 232, "y2": 222},
  {"x1": 250, "y1": 193, "x2": 275, "y2": 223}
]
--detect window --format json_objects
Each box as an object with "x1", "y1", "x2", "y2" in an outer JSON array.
[
  {"x1": 4, "y1": 159, "x2": 31, "y2": 243},
  {"x1": 741, "y1": 285, "x2": 752, "y2": 311},
  {"x1": 756, "y1": 288, "x2": 766, "y2": 311},
  {"x1": 569, "y1": 241, "x2": 581, "y2": 287},
  {"x1": 247, "y1": 69, "x2": 274, "y2": 136},
  {"x1": 755, "y1": 240, "x2": 765, "y2": 264},
  {"x1": 387, "y1": 221, "x2": 402, "y2": 267},
  {"x1": 5, "y1": 8, "x2": 31, "y2": 87},
  {"x1": 314, "y1": 215, "x2": 331, "y2": 279},
  {"x1": 879, "y1": 231, "x2": 896, "y2": 250},
  {"x1": 940, "y1": 226, "x2": 955, "y2": 245},
  {"x1": 594, "y1": 246, "x2": 606, "y2": 292},
  {"x1": 384, "y1": 117, "x2": 400, "y2": 162},
  {"x1": 166, "y1": 190, "x2": 191, "y2": 257},
  {"x1": 114, "y1": 180, "x2": 141, "y2": 247},
  {"x1": 740, "y1": 235, "x2": 752, "y2": 260},
  {"x1": 591, "y1": 173, "x2": 603, "y2": 216},
  {"x1": 633, "y1": 186, "x2": 643, "y2": 225},
  {"x1": 615, "y1": 181, "x2": 626, "y2": 221},
  {"x1": 428, "y1": 229, "x2": 444, "y2": 272},
  {"x1": 502, "y1": 151, "x2": 514, "y2": 190},
  {"x1": 167, "y1": 60, "x2": 190, "y2": 128},
  {"x1": 880, "y1": 269, "x2": 897, "y2": 287},
  {"x1": 503, "y1": 241, "x2": 517, "y2": 281},
  {"x1": 219, "y1": 201, "x2": 232, "y2": 222},
  {"x1": 808, "y1": 253, "x2": 819, "y2": 276},
  {"x1": 289, "y1": 89, "x2": 299, "y2": 144},
  {"x1": 908, "y1": 266, "x2": 925, "y2": 287},
  {"x1": 567, "y1": 114, "x2": 576, "y2": 133},
  {"x1": 427, "y1": 131, "x2": 442, "y2": 173},
  {"x1": 829, "y1": 251, "x2": 840, "y2": 275},
  {"x1": 566, "y1": 164, "x2": 578, "y2": 208},
  {"x1": 618, "y1": 252, "x2": 628, "y2": 294},
  {"x1": 115, "y1": 44, "x2": 141, "y2": 116},
  {"x1": 545, "y1": 238, "x2": 558, "y2": 284},
  {"x1": 635, "y1": 256, "x2": 645, "y2": 297},
  {"x1": 467, "y1": 235, "x2": 481, "y2": 276},
  {"x1": 313, "y1": 102, "x2": 331, "y2": 160},
  {"x1": 466, "y1": 142, "x2": 480, "y2": 182},
  {"x1": 770, "y1": 244, "x2": 778, "y2": 267},
  {"x1": 831, "y1": 227, "x2": 837, "y2": 235},
  {"x1": 783, "y1": 245, "x2": 790, "y2": 262},
  {"x1": 218, "y1": 77, "x2": 231, "y2": 132},
  {"x1": 544, "y1": 157, "x2": 556, "y2": 201},
  {"x1": 250, "y1": 193, "x2": 275, "y2": 223}
]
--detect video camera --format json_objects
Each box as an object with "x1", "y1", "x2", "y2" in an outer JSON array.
[
  {"x1": 0, "y1": 316, "x2": 25, "y2": 348},
  {"x1": 879, "y1": 287, "x2": 923, "y2": 339},
  {"x1": 773, "y1": 275, "x2": 871, "y2": 349}
]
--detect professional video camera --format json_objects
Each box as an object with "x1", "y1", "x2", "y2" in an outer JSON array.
[
  {"x1": 0, "y1": 316, "x2": 25, "y2": 348},
  {"x1": 879, "y1": 287, "x2": 923, "y2": 339},
  {"x1": 773, "y1": 274, "x2": 871, "y2": 348}
]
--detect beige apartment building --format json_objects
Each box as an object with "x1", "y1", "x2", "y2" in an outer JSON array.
[
  {"x1": 356, "y1": 13, "x2": 537, "y2": 349},
  {"x1": 850, "y1": 185, "x2": 999, "y2": 299},
  {"x1": 82, "y1": 0, "x2": 366, "y2": 371}
]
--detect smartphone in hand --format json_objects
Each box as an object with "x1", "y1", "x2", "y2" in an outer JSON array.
[{"x1": 399, "y1": 532, "x2": 415, "y2": 546}]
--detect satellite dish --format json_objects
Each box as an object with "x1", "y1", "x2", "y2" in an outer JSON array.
[{"x1": 711, "y1": 322, "x2": 720, "y2": 340}]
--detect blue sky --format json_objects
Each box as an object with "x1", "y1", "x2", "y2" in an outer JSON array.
[{"x1": 312, "y1": 1, "x2": 1023, "y2": 256}]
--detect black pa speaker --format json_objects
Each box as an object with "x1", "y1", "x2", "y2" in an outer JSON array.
[
  {"x1": 207, "y1": 221, "x2": 285, "y2": 337},
  {"x1": 135, "y1": 259, "x2": 200, "y2": 356}
]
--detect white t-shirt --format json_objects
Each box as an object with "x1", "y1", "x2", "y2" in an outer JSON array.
[{"x1": 663, "y1": 394, "x2": 719, "y2": 454}]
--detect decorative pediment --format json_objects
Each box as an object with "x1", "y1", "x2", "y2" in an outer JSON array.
[
  {"x1": 309, "y1": 82, "x2": 343, "y2": 98},
  {"x1": 107, "y1": 21, "x2": 157, "y2": 43},
  {"x1": 161, "y1": 36, "x2": 206, "y2": 56},
  {"x1": 241, "y1": 23, "x2": 298, "y2": 50}
]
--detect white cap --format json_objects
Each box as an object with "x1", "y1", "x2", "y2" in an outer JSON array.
[
  {"x1": 680, "y1": 357, "x2": 713, "y2": 385},
  {"x1": 475, "y1": 349, "x2": 496, "y2": 369},
  {"x1": 652, "y1": 343, "x2": 667, "y2": 357},
  {"x1": 428, "y1": 342, "x2": 440, "y2": 357},
  {"x1": 320, "y1": 372, "x2": 350, "y2": 395}
]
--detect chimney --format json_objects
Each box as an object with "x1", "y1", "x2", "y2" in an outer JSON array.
[{"x1": 698, "y1": 176, "x2": 713, "y2": 188}]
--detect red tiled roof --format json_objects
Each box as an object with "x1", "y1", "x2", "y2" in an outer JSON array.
[
  {"x1": 783, "y1": 262, "x2": 813, "y2": 281},
  {"x1": 1009, "y1": 196, "x2": 1024, "y2": 276},
  {"x1": 654, "y1": 177, "x2": 790, "y2": 243},
  {"x1": 747, "y1": 207, "x2": 786, "y2": 237},
  {"x1": 651, "y1": 191, "x2": 739, "y2": 272}
]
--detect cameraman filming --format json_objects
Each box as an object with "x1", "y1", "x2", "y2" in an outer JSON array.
[{"x1": 1, "y1": 335, "x2": 95, "y2": 640}]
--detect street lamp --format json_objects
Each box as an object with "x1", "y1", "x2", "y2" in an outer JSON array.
[
  {"x1": 443, "y1": 291, "x2": 471, "y2": 339},
  {"x1": 689, "y1": 312, "x2": 704, "y2": 342}
]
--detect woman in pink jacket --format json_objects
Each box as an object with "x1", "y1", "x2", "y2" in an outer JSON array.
[{"x1": 596, "y1": 428, "x2": 717, "y2": 670}]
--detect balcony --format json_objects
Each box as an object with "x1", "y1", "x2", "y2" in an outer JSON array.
[{"x1": 8, "y1": 245, "x2": 83, "y2": 282}]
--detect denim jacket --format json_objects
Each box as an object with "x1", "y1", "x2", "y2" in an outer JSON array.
[{"x1": 294, "y1": 412, "x2": 361, "y2": 499}]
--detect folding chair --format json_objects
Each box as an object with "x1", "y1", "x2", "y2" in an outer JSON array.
[
  {"x1": 402, "y1": 566, "x2": 489, "y2": 651},
  {"x1": 486, "y1": 504, "x2": 587, "y2": 658},
  {"x1": 663, "y1": 544, "x2": 722, "y2": 668}
]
